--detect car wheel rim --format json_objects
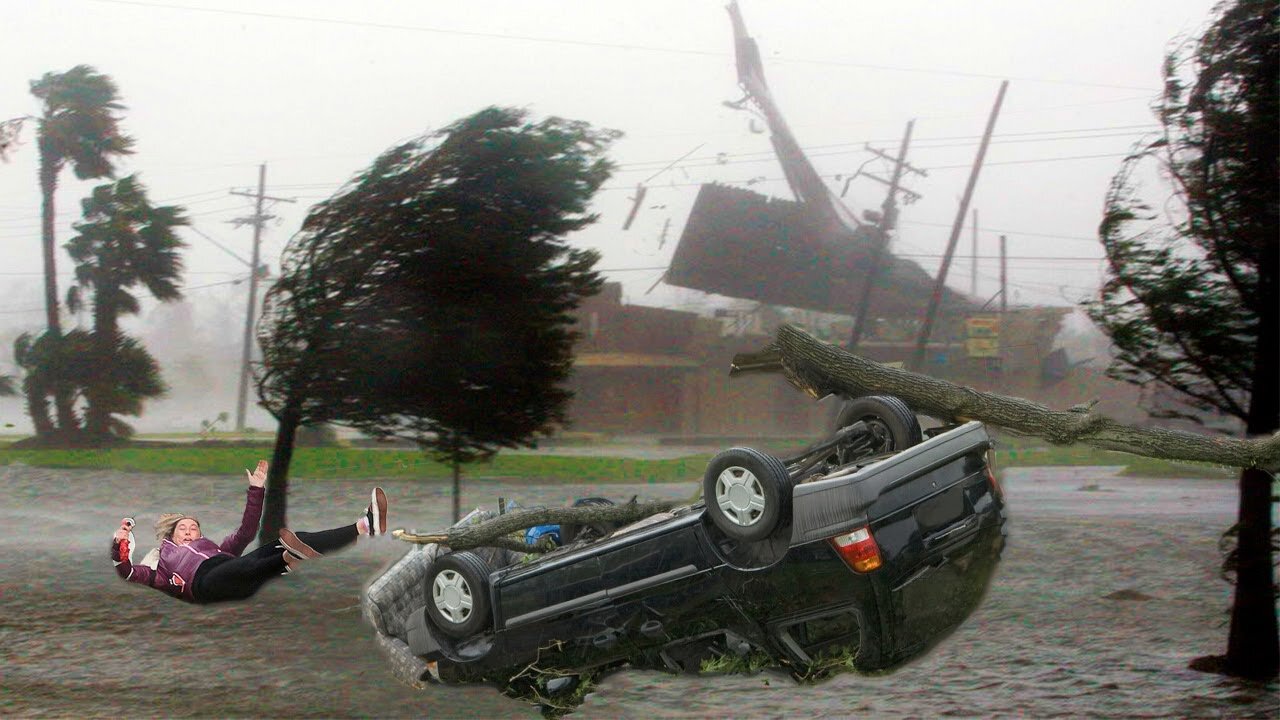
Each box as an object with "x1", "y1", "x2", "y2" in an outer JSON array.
[
  {"x1": 863, "y1": 417, "x2": 895, "y2": 453},
  {"x1": 432, "y1": 569, "x2": 473, "y2": 625},
  {"x1": 715, "y1": 465, "x2": 766, "y2": 527}
]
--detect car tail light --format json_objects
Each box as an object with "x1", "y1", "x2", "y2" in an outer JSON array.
[
  {"x1": 984, "y1": 447, "x2": 1003, "y2": 501},
  {"x1": 829, "y1": 527, "x2": 882, "y2": 573}
]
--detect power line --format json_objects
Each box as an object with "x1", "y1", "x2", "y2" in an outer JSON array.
[
  {"x1": 186, "y1": 225, "x2": 251, "y2": 267},
  {"x1": 897, "y1": 253, "x2": 1103, "y2": 262},
  {"x1": 611, "y1": 131, "x2": 1150, "y2": 174},
  {"x1": 897, "y1": 219, "x2": 1097, "y2": 243},
  {"x1": 184, "y1": 204, "x2": 246, "y2": 218},
  {"x1": 924, "y1": 152, "x2": 1132, "y2": 171},
  {"x1": 88, "y1": 0, "x2": 1160, "y2": 92},
  {"x1": 600, "y1": 150, "x2": 1134, "y2": 192}
]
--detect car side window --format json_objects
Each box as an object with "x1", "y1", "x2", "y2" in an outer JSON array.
[{"x1": 783, "y1": 610, "x2": 861, "y2": 662}]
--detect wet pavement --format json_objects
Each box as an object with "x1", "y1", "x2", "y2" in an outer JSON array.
[{"x1": 1, "y1": 463, "x2": 1275, "y2": 718}]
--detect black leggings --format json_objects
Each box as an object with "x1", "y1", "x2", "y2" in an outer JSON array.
[{"x1": 191, "y1": 525, "x2": 358, "y2": 604}]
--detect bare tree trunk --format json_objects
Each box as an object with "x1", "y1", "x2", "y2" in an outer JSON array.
[
  {"x1": 733, "y1": 324, "x2": 1280, "y2": 471},
  {"x1": 1221, "y1": 466, "x2": 1279, "y2": 679},
  {"x1": 23, "y1": 374, "x2": 54, "y2": 438},
  {"x1": 1220, "y1": 230, "x2": 1279, "y2": 679},
  {"x1": 395, "y1": 501, "x2": 680, "y2": 553},
  {"x1": 258, "y1": 404, "x2": 300, "y2": 545},
  {"x1": 84, "y1": 309, "x2": 117, "y2": 442},
  {"x1": 37, "y1": 148, "x2": 76, "y2": 437}
]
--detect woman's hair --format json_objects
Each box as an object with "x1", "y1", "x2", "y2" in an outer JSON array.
[{"x1": 154, "y1": 513, "x2": 200, "y2": 541}]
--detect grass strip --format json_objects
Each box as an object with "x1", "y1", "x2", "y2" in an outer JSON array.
[
  {"x1": 0, "y1": 446, "x2": 715, "y2": 484},
  {"x1": 0, "y1": 442, "x2": 1240, "y2": 481}
]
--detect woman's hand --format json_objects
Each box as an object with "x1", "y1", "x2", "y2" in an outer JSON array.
[{"x1": 246, "y1": 460, "x2": 268, "y2": 488}]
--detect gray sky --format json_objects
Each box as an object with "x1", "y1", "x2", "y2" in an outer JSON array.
[{"x1": 2, "y1": 0, "x2": 1214, "y2": 353}]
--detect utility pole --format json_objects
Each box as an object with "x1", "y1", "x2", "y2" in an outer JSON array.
[
  {"x1": 970, "y1": 209, "x2": 979, "y2": 297},
  {"x1": 229, "y1": 164, "x2": 294, "y2": 431},
  {"x1": 999, "y1": 234, "x2": 1008, "y2": 314},
  {"x1": 910, "y1": 81, "x2": 1008, "y2": 372},
  {"x1": 847, "y1": 119, "x2": 923, "y2": 350}
]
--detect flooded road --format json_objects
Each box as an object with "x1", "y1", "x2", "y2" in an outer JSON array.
[{"x1": 1, "y1": 463, "x2": 1275, "y2": 718}]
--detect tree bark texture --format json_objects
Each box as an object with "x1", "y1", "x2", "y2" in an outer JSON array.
[
  {"x1": 23, "y1": 374, "x2": 55, "y2": 438},
  {"x1": 258, "y1": 405, "x2": 300, "y2": 546},
  {"x1": 394, "y1": 501, "x2": 680, "y2": 554},
  {"x1": 38, "y1": 148, "x2": 76, "y2": 435},
  {"x1": 1224, "y1": 466, "x2": 1279, "y2": 679},
  {"x1": 1221, "y1": 182, "x2": 1280, "y2": 677},
  {"x1": 736, "y1": 324, "x2": 1280, "y2": 472}
]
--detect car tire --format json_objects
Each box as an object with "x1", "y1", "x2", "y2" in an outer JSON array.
[
  {"x1": 835, "y1": 395, "x2": 923, "y2": 458},
  {"x1": 560, "y1": 497, "x2": 617, "y2": 545},
  {"x1": 703, "y1": 447, "x2": 793, "y2": 543},
  {"x1": 426, "y1": 551, "x2": 492, "y2": 639}
]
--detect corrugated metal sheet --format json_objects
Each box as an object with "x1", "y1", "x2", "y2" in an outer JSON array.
[{"x1": 666, "y1": 184, "x2": 976, "y2": 318}]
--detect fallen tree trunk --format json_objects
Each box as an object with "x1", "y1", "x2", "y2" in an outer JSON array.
[
  {"x1": 732, "y1": 324, "x2": 1280, "y2": 472},
  {"x1": 394, "y1": 500, "x2": 681, "y2": 553},
  {"x1": 394, "y1": 323, "x2": 1277, "y2": 553}
]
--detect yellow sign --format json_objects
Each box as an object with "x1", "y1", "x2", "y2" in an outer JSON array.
[
  {"x1": 966, "y1": 315, "x2": 1000, "y2": 357},
  {"x1": 966, "y1": 315, "x2": 1000, "y2": 338},
  {"x1": 966, "y1": 338, "x2": 1000, "y2": 357}
]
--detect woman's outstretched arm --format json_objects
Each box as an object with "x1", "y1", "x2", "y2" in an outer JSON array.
[
  {"x1": 219, "y1": 460, "x2": 267, "y2": 556},
  {"x1": 110, "y1": 525, "x2": 166, "y2": 590}
]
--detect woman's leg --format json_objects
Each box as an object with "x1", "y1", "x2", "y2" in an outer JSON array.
[
  {"x1": 291, "y1": 524, "x2": 359, "y2": 554},
  {"x1": 191, "y1": 544, "x2": 287, "y2": 603}
]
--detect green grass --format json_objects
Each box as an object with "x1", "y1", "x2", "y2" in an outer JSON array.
[
  {"x1": 0, "y1": 445, "x2": 715, "y2": 483},
  {"x1": 992, "y1": 442, "x2": 1237, "y2": 479},
  {"x1": 0, "y1": 438, "x2": 1240, "y2": 481}
]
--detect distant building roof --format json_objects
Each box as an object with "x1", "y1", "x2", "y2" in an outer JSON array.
[{"x1": 666, "y1": 184, "x2": 977, "y2": 318}]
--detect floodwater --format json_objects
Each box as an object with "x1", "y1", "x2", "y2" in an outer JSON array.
[{"x1": 1, "y1": 462, "x2": 1275, "y2": 718}]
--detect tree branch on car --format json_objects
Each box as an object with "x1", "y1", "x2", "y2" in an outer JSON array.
[
  {"x1": 393, "y1": 501, "x2": 681, "y2": 552},
  {"x1": 733, "y1": 324, "x2": 1280, "y2": 472}
]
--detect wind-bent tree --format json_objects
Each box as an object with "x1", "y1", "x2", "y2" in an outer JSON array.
[
  {"x1": 65, "y1": 175, "x2": 186, "y2": 442},
  {"x1": 13, "y1": 329, "x2": 95, "y2": 439},
  {"x1": 28, "y1": 65, "x2": 134, "y2": 436},
  {"x1": 1084, "y1": 0, "x2": 1277, "y2": 680},
  {"x1": 0, "y1": 117, "x2": 27, "y2": 162},
  {"x1": 254, "y1": 106, "x2": 617, "y2": 541}
]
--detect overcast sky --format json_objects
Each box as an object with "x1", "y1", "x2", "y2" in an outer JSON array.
[{"x1": 3, "y1": 0, "x2": 1216, "y2": 334}]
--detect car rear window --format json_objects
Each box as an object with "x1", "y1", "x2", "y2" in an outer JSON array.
[{"x1": 785, "y1": 610, "x2": 861, "y2": 661}]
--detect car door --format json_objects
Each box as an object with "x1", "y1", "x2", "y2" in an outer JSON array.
[{"x1": 578, "y1": 516, "x2": 737, "y2": 665}]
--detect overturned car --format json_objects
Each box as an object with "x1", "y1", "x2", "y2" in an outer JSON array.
[{"x1": 363, "y1": 396, "x2": 1006, "y2": 711}]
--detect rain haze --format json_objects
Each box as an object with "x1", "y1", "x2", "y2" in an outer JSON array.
[{"x1": 1, "y1": 0, "x2": 1218, "y2": 432}]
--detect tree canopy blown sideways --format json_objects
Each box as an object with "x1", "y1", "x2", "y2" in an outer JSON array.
[{"x1": 255, "y1": 106, "x2": 619, "y2": 536}]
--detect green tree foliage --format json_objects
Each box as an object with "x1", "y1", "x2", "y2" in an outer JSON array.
[
  {"x1": 64, "y1": 175, "x2": 186, "y2": 442},
  {"x1": 26, "y1": 65, "x2": 134, "y2": 436},
  {"x1": 14, "y1": 330, "x2": 165, "y2": 441},
  {"x1": 254, "y1": 106, "x2": 618, "y2": 537},
  {"x1": 1086, "y1": 0, "x2": 1277, "y2": 680}
]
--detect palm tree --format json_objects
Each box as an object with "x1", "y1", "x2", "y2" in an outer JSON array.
[
  {"x1": 29, "y1": 65, "x2": 134, "y2": 434},
  {"x1": 66, "y1": 175, "x2": 185, "y2": 440}
]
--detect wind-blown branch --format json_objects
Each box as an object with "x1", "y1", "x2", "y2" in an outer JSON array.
[
  {"x1": 733, "y1": 324, "x2": 1280, "y2": 472},
  {"x1": 393, "y1": 501, "x2": 681, "y2": 552}
]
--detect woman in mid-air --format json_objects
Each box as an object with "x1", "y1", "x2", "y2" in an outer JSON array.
[{"x1": 110, "y1": 460, "x2": 389, "y2": 604}]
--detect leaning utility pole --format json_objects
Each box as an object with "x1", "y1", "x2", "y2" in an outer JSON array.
[
  {"x1": 970, "y1": 209, "x2": 979, "y2": 297},
  {"x1": 999, "y1": 234, "x2": 1008, "y2": 314},
  {"x1": 910, "y1": 81, "x2": 1008, "y2": 372},
  {"x1": 229, "y1": 164, "x2": 294, "y2": 431},
  {"x1": 847, "y1": 119, "x2": 923, "y2": 351}
]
